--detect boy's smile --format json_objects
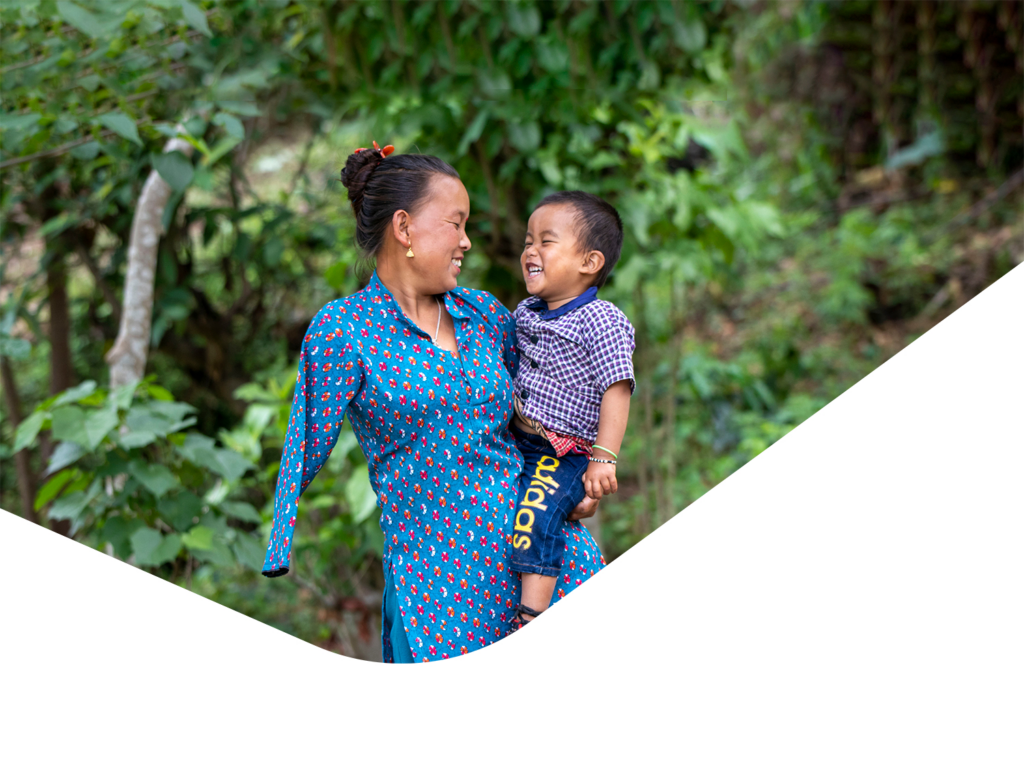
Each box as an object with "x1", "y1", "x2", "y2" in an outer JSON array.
[{"x1": 521, "y1": 203, "x2": 602, "y2": 310}]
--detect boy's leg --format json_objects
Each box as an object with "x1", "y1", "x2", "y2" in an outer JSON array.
[{"x1": 520, "y1": 573, "x2": 558, "y2": 622}]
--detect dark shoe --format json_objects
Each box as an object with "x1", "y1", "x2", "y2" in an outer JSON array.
[{"x1": 508, "y1": 603, "x2": 543, "y2": 634}]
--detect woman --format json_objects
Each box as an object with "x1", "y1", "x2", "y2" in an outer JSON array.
[{"x1": 262, "y1": 142, "x2": 604, "y2": 662}]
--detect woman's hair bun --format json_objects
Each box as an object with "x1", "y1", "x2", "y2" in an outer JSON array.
[
  {"x1": 339, "y1": 148, "x2": 460, "y2": 258},
  {"x1": 340, "y1": 149, "x2": 384, "y2": 218}
]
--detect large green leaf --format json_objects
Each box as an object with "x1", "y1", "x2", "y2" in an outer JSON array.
[
  {"x1": 52, "y1": 381, "x2": 98, "y2": 407},
  {"x1": 192, "y1": 538, "x2": 235, "y2": 566},
  {"x1": 535, "y1": 37, "x2": 570, "y2": 73},
  {"x1": 0, "y1": 335, "x2": 31, "y2": 360},
  {"x1": 674, "y1": 17, "x2": 707, "y2": 53},
  {"x1": 0, "y1": 113, "x2": 42, "y2": 132},
  {"x1": 203, "y1": 135, "x2": 243, "y2": 166},
  {"x1": 505, "y1": 3, "x2": 540, "y2": 36},
  {"x1": 50, "y1": 406, "x2": 88, "y2": 447},
  {"x1": 82, "y1": 402, "x2": 121, "y2": 450},
  {"x1": 49, "y1": 479, "x2": 101, "y2": 523},
  {"x1": 456, "y1": 109, "x2": 489, "y2": 158},
  {"x1": 70, "y1": 141, "x2": 101, "y2": 161},
  {"x1": 175, "y1": 433, "x2": 253, "y2": 481},
  {"x1": 179, "y1": 0, "x2": 212, "y2": 37},
  {"x1": 52, "y1": 402, "x2": 119, "y2": 450},
  {"x1": 152, "y1": 533, "x2": 184, "y2": 565},
  {"x1": 96, "y1": 111, "x2": 143, "y2": 146},
  {"x1": 507, "y1": 121, "x2": 540, "y2": 153},
  {"x1": 128, "y1": 460, "x2": 180, "y2": 497},
  {"x1": 110, "y1": 384, "x2": 137, "y2": 412},
  {"x1": 45, "y1": 441, "x2": 86, "y2": 475},
  {"x1": 56, "y1": 1, "x2": 115, "y2": 38},
  {"x1": 220, "y1": 501, "x2": 261, "y2": 523},
  {"x1": 146, "y1": 384, "x2": 175, "y2": 402},
  {"x1": 216, "y1": 101, "x2": 262, "y2": 117},
  {"x1": 34, "y1": 469, "x2": 77, "y2": 511},
  {"x1": 345, "y1": 467, "x2": 379, "y2": 524},
  {"x1": 125, "y1": 400, "x2": 196, "y2": 436},
  {"x1": 48, "y1": 491, "x2": 89, "y2": 523},
  {"x1": 130, "y1": 528, "x2": 164, "y2": 566},
  {"x1": 102, "y1": 515, "x2": 145, "y2": 560},
  {"x1": 158, "y1": 491, "x2": 203, "y2": 531},
  {"x1": 130, "y1": 528, "x2": 182, "y2": 568},
  {"x1": 182, "y1": 524, "x2": 214, "y2": 551},
  {"x1": 118, "y1": 431, "x2": 157, "y2": 450},
  {"x1": 151, "y1": 150, "x2": 194, "y2": 193},
  {"x1": 212, "y1": 112, "x2": 244, "y2": 140},
  {"x1": 231, "y1": 534, "x2": 266, "y2": 570},
  {"x1": 13, "y1": 411, "x2": 46, "y2": 453},
  {"x1": 38, "y1": 213, "x2": 78, "y2": 239},
  {"x1": 175, "y1": 432, "x2": 217, "y2": 464},
  {"x1": 213, "y1": 448, "x2": 253, "y2": 482}
]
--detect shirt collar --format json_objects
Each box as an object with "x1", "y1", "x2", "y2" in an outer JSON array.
[
  {"x1": 368, "y1": 270, "x2": 471, "y2": 329},
  {"x1": 528, "y1": 286, "x2": 598, "y2": 320}
]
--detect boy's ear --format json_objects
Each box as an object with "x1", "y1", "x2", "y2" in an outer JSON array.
[{"x1": 579, "y1": 249, "x2": 605, "y2": 278}]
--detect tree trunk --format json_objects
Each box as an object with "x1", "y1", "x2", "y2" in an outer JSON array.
[
  {"x1": 47, "y1": 256, "x2": 74, "y2": 395},
  {"x1": 0, "y1": 357, "x2": 39, "y2": 524},
  {"x1": 43, "y1": 255, "x2": 73, "y2": 535},
  {"x1": 106, "y1": 135, "x2": 193, "y2": 388}
]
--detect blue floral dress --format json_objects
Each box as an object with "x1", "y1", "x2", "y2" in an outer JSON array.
[{"x1": 262, "y1": 272, "x2": 605, "y2": 661}]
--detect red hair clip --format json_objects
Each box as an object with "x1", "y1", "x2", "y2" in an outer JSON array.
[{"x1": 355, "y1": 141, "x2": 395, "y2": 158}]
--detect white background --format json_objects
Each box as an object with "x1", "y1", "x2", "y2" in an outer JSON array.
[{"x1": 3, "y1": 264, "x2": 1022, "y2": 767}]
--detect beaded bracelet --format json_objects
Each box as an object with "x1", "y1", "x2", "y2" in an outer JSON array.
[
  {"x1": 592, "y1": 444, "x2": 619, "y2": 459},
  {"x1": 589, "y1": 457, "x2": 617, "y2": 465}
]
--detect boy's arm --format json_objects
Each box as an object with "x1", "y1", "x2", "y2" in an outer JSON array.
[{"x1": 583, "y1": 379, "x2": 632, "y2": 500}]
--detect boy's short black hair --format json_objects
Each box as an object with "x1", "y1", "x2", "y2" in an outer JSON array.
[{"x1": 535, "y1": 191, "x2": 624, "y2": 289}]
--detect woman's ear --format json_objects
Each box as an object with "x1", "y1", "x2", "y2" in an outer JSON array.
[
  {"x1": 391, "y1": 209, "x2": 412, "y2": 248},
  {"x1": 580, "y1": 249, "x2": 605, "y2": 278}
]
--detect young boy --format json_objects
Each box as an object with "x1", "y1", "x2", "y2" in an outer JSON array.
[{"x1": 508, "y1": 190, "x2": 635, "y2": 630}]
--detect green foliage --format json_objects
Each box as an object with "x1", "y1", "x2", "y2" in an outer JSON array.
[
  {"x1": 22, "y1": 377, "x2": 265, "y2": 571},
  {"x1": 1, "y1": 0, "x2": 1019, "y2": 660}
]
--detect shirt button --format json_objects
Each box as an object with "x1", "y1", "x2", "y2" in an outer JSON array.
[
  {"x1": 530, "y1": 360, "x2": 538, "y2": 369},
  {"x1": 521, "y1": 390, "x2": 529, "y2": 400},
  {"x1": 529, "y1": 334, "x2": 538, "y2": 344}
]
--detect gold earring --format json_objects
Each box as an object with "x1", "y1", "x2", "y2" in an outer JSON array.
[{"x1": 406, "y1": 244, "x2": 415, "y2": 258}]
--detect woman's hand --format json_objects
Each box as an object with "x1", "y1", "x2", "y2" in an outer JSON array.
[
  {"x1": 568, "y1": 494, "x2": 599, "y2": 520},
  {"x1": 583, "y1": 462, "x2": 617, "y2": 500}
]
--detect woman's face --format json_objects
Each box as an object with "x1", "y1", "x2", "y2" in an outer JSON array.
[{"x1": 406, "y1": 175, "x2": 472, "y2": 293}]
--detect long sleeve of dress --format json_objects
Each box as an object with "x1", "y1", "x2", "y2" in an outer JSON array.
[{"x1": 262, "y1": 303, "x2": 363, "y2": 576}]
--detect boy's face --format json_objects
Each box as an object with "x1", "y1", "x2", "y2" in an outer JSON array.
[{"x1": 520, "y1": 203, "x2": 599, "y2": 304}]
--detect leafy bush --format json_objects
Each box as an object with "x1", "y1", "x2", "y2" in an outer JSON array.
[{"x1": 17, "y1": 378, "x2": 264, "y2": 572}]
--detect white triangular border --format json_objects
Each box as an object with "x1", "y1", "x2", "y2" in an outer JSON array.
[{"x1": 4, "y1": 265, "x2": 1022, "y2": 766}]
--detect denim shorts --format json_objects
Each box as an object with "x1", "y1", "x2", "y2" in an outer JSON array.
[{"x1": 510, "y1": 426, "x2": 590, "y2": 578}]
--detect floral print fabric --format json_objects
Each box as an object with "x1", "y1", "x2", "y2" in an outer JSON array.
[{"x1": 262, "y1": 272, "x2": 605, "y2": 661}]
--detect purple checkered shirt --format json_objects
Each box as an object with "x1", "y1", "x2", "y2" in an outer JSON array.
[{"x1": 513, "y1": 290, "x2": 636, "y2": 442}]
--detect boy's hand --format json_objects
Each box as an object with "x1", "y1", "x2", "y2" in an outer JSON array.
[
  {"x1": 568, "y1": 495, "x2": 599, "y2": 520},
  {"x1": 583, "y1": 461, "x2": 617, "y2": 500}
]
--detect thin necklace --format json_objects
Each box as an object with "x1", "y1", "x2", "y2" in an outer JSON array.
[{"x1": 430, "y1": 297, "x2": 442, "y2": 344}]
